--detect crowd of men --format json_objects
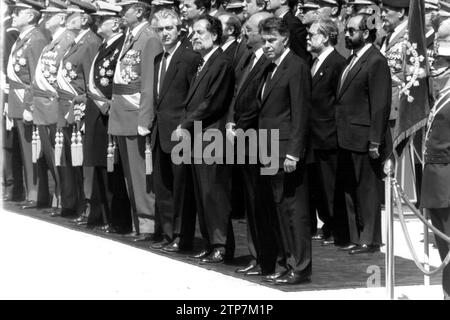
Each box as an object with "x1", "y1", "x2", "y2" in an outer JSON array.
[{"x1": 1, "y1": 0, "x2": 449, "y2": 294}]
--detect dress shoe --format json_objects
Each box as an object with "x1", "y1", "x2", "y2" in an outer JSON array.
[
  {"x1": 74, "y1": 215, "x2": 88, "y2": 225},
  {"x1": 190, "y1": 249, "x2": 211, "y2": 260},
  {"x1": 133, "y1": 234, "x2": 153, "y2": 242},
  {"x1": 47, "y1": 208, "x2": 61, "y2": 217},
  {"x1": 349, "y1": 244, "x2": 380, "y2": 255},
  {"x1": 235, "y1": 263, "x2": 257, "y2": 274},
  {"x1": 123, "y1": 231, "x2": 140, "y2": 238},
  {"x1": 245, "y1": 266, "x2": 269, "y2": 276},
  {"x1": 321, "y1": 236, "x2": 335, "y2": 246},
  {"x1": 262, "y1": 270, "x2": 288, "y2": 282},
  {"x1": 311, "y1": 233, "x2": 324, "y2": 241},
  {"x1": 162, "y1": 241, "x2": 180, "y2": 253},
  {"x1": 150, "y1": 239, "x2": 171, "y2": 250},
  {"x1": 103, "y1": 225, "x2": 117, "y2": 234},
  {"x1": 272, "y1": 271, "x2": 311, "y2": 285},
  {"x1": 337, "y1": 243, "x2": 358, "y2": 251},
  {"x1": 19, "y1": 200, "x2": 37, "y2": 209},
  {"x1": 200, "y1": 249, "x2": 225, "y2": 263}
]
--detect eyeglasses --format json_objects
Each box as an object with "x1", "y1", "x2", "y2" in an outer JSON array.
[
  {"x1": 155, "y1": 25, "x2": 178, "y2": 32},
  {"x1": 344, "y1": 27, "x2": 363, "y2": 36},
  {"x1": 307, "y1": 32, "x2": 322, "y2": 39}
]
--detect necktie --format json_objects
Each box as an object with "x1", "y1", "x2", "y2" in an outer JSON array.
[
  {"x1": 124, "y1": 32, "x2": 133, "y2": 47},
  {"x1": 158, "y1": 51, "x2": 169, "y2": 97},
  {"x1": 261, "y1": 62, "x2": 276, "y2": 99},
  {"x1": 194, "y1": 58, "x2": 205, "y2": 79},
  {"x1": 311, "y1": 57, "x2": 319, "y2": 77},
  {"x1": 339, "y1": 54, "x2": 356, "y2": 93},
  {"x1": 384, "y1": 32, "x2": 392, "y2": 48},
  {"x1": 237, "y1": 52, "x2": 256, "y2": 93}
]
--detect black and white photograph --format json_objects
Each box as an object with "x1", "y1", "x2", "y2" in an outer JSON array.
[{"x1": 1, "y1": 0, "x2": 450, "y2": 303}]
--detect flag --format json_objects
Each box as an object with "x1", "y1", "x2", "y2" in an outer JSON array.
[{"x1": 392, "y1": 0, "x2": 430, "y2": 149}]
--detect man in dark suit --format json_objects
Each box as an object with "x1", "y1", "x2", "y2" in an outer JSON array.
[
  {"x1": 180, "y1": 0, "x2": 210, "y2": 49},
  {"x1": 174, "y1": 14, "x2": 235, "y2": 263},
  {"x1": 150, "y1": 8, "x2": 201, "y2": 252},
  {"x1": 334, "y1": 13, "x2": 391, "y2": 254},
  {"x1": 55, "y1": 0, "x2": 102, "y2": 219},
  {"x1": 226, "y1": 11, "x2": 279, "y2": 276},
  {"x1": 306, "y1": 18, "x2": 347, "y2": 246},
  {"x1": 7, "y1": 0, "x2": 48, "y2": 209},
  {"x1": 218, "y1": 13, "x2": 243, "y2": 67},
  {"x1": 258, "y1": 17, "x2": 312, "y2": 285},
  {"x1": 109, "y1": 0, "x2": 162, "y2": 240},
  {"x1": 267, "y1": 0, "x2": 311, "y2": 63},
  {"x1": 72, "y1": 0, "x2": 131, "y2": 233},
  {"x1": 2, "y1": 1, "x2": 22, "y2": 202}
]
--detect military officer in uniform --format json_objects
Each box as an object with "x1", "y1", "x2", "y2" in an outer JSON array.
[
  {"x1": 55, "y1": 0, "x2": 101, "y2": 219},
  {"x1": 7, "y1": 0, "x2": 48, "y2": 209},
  {"x1": 420, "y1": 19, "x2": 450, "y2": 300},
  {"x1": 32, "y1": 0, "x2": 76, "y2": 216},
  {"x1": 67, "y1": 1, "x2": 132, "y2": 232},
  {"x1": 108, "y1": 0, "x2": 162, "y2": 241}
]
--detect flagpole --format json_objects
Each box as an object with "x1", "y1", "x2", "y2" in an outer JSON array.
[{"x1": 422, "y1": 129, "x2": 430, "y2": 285}]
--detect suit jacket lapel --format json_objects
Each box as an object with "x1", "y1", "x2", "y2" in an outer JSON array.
[
  {"x1": 12, "y1": 28, "x2": 36, "y2": 55},
  {"x1": 312, "y1": 63, "x2": 328, "y2": 88},
  {"x1": 185, "y1": 49, "x2": 221, "y2": 104},
  {"x1": 120, "y1": 23, "x2": 148, "y2": 59},
  {"x1": 262, "y1": 52, "x2": 290, "y2": 103},
  {"x1": 158, "y1": 47, "x2": 183, "y2": 105},
  {"x1": 338, "y1": 46, "x2": 373, "y2": 98},
  {"x1": 386, "y1": 26, "x2": 407, "y2": 52},
  {"x1": 237, "y1": 55, "x2": 267, "y2": 97}
]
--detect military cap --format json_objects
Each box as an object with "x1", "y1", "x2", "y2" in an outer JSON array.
[
  {"x1": 312, "y1": 0, "x2": 340, "y2": 7},
  {"x1": 13, "y1": 0, "x2": 45, "y2": 10},
  {"x1": 350, "y1": 0, "x2": 377, "y2": 6},
  {"x1": 66, "y1": 0, "x2": 98, "y2": 14},
  {"x1": 226, "y1": 0, "x2": 246, "y2": 9},
  {"x1": 115, "y1": 0, "x2": 152, "y2": 7},
  {"x1": 382, "y1": 0, "x2": 410, "y2": 9},
  {"x1": 92, "y1": 0, "x2": 122, "y2": 15},
  {"x1": 40, "y1": 0, "x2": 68, "y2": 13},
  {"x1": 441, "y1": 0, "x2": 450, "y2": 18},
  {"x1": 301, "y1": 2, "x2": 321, "y2": 10},
  {"x1": 424, "y1": 0, "x2": 439, "y2": 11}
]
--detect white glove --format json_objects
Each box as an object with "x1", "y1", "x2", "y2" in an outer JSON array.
[
  {"x1": 23, "y1": 109, "x2": 33, "y2": 122},
  {"x1": 3, "y1": 103, "x2": 8, "y2": 116},
  {"x1": 137, "y1": 125, "x2": 150, "y2": 136}
]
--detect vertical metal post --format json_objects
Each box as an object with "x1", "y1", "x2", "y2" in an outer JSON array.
[
  {"x1": 423, "y1": 209, "x2": 430, "y2": 285},
  {"x1": 384, "y1": 159, "x2": 395, "y2": 300}
]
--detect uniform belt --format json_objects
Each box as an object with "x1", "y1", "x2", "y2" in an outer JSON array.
[
  {"x1": 57, "y1": 88, "x2": 76, "y2": 102},
  {"x1": 9, "y1": 79, "x2": 30, "y2": 90},
  {"x1": 113, "y1": 82, "x2": 141, "y2": 95},
  {"x1": 87, "y1": 91, "x2": 110, "y2": 103},
  {"x1": 32, "y1": 87, "x2": 58, "y2": 100}
]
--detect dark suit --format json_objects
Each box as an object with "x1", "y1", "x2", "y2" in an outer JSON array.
[
  {"x1": 420, "y1": 87, "x2": 450, "y2": 297},
  {"x1": 257, "y1": 50, "x2": 312, "y2": 277},
  {"x1": 222, "y1": 39, "x2": 244, "y2": 69},
  {"x1": 180, "y1": 48, "x2": 235, "y2": 254},
  {"x1": 229, "y1": 49, "x2": 278, "y2": 273},
  {"x1": 282, "y1": 11, "x2": 311, "y2": 64},
  {"x1": 83, "y1": 34, "x2": 132, "y2": 231},
  {"x1": 334, "y1": 45, "x2": 391, "y2": 246},
  {"x1": 2, "y1": 18, "x2": 22, "y2": 201},
  {"x1": 308, "y1": 49, "x2": 347, "y2": 243},
  {"x1": 151, "y1": 43, "x2": 201, "y2": 245}
]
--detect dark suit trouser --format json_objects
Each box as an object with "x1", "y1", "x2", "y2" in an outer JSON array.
[
  {"x1": 191, "y1": 162, "x2": 235, "y2": 254},
  {"x1": 268, "y1": 167, "x2": 312, "y2": 276},
  {"x1": 310, "y1": 149, "x2": 349, "y2": 243},
  {"x1": 38, "y1": 124, "x2": 61, "y2": 208},
  {"x1": 336, "y1": 148, "x2": 382, "y2": 246},
  {"x1": 153, "y1": 137, "x2": 196, "y2": 243},
  {"x1": 2, "y1": 124, "x2": 24, "y2": 200},
  {"x1": 117, "y1": 135, "x2": 154, "y2": 234},
  {"x1": 238, "y1": 163, "x2": 278, "y2": 272},
  {"x1": 428, "y1": 208, "x2": 450, "y2": 297},
  {"x1": 59, "y1": 126, "x2": 85, "y2": 214},
  {"x1": 15, "y1": 119, "x2": 38, "y2": 202}
]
